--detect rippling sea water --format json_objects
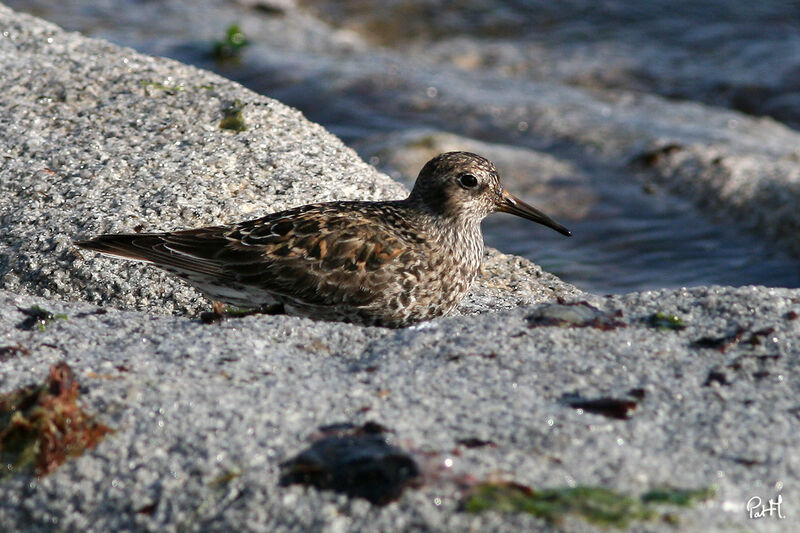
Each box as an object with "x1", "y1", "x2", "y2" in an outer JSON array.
[{"x1": 11, "y1": 0, "x2": 800, "y2": 293}]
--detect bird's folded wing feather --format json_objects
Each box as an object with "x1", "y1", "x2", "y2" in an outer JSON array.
[{"x1": 81, "y1": 203, "x2": 425, "y2": 308}]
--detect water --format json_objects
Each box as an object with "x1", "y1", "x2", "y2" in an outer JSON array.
[
  {"x1": 483, "y1": 161, "x2": 800, "y2": 293},
  {"x1": 299, "y1": 0, "x2": 800, "y2": 128},
  {"x1": 9, "y1": 0, "x2": 800, "y2": 293}
]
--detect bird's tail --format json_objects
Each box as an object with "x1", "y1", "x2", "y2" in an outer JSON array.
[
  {"x1": 74, "y1": 231, "x2": 230, "y2": 278},
  {"x1": 74, "y1": 234, "x2": 163, "y2": 263}
]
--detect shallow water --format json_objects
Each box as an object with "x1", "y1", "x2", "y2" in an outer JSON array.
[
  {"x1": 10, "y1": 0, "x2": 800, "y2": 293},
  {"x1": 483, "y1": 163, "x2": 800, "y2": 293}
]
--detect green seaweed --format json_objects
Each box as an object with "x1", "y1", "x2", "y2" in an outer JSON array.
[
  {"x1": 219, "y1": 99, "x2": 247, "y2": 132},
  {"x1": 463, "y1": 482, "x2": 715, "y2": 528},
  {"x1": 646, "y1": 312, "x2": 686, "y2": 331},
  {"x1": 219, "y1": 305, "x2": 253, "y2": 315},
  {"x1": 140, "y1": 80, "x2": 186, "y2": 94},
  {"x1": 463, "y1": 483, "x2": 654, "y2": 528},
  {"x1": 213, "y1": 24, "x2": 249, "y2": 62},
  {"x1": 16, "y1": 305, "x2": 67, "y2": 332},
  {"x1": 641, "y1": 486, "x2": 716, "y2": 506}
]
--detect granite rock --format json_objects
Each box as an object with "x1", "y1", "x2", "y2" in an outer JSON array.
[{"x1": 0, "y1": 5, "x2": 797, "y2": 533}]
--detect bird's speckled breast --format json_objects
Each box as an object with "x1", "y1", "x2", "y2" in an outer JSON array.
[{"x1": 372, "y1": 216, "x2": 485, "y2": 327}]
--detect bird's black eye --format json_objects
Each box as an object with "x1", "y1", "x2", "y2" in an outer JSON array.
[{"x1": 457, "y1": 173, "x2": 479, "y2": 189}]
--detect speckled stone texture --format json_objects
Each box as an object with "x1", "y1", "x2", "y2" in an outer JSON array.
[
  {"x1": 0, "y1": 5, "x2": 798, "y2": 533},
  {"x1": 1, "y1": 286, "x2": 798, "y2": 532}
]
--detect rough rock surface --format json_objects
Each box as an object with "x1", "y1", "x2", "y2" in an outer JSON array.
[
  {"x1": 0, "y1": 5, "x2": 797, "y2": 533},
  {"x1": 1, "y1": 286, "x2": 797, "y2": 532}
]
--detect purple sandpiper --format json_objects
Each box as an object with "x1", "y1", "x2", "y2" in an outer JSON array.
[{"x1": 75, "y1": 152, "x2": 570, "y2": 327}]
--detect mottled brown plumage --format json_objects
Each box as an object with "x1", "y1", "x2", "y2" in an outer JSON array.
[{"x1": 75, "y1": 152, "x2": 570, "y2": 327}]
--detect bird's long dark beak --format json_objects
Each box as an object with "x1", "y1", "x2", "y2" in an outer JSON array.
[{"x1": 497, "y1": 189, "x2": 571, "y2": 237}]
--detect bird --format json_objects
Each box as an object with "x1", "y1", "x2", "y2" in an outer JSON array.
[{"x1": 75, "y1": 152, "x2": 571, "y2": 327}]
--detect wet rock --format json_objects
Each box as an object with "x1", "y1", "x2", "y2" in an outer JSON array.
[
  {"x1": 561, "y1": 392, "x2": 639, "y2": 420},
  {"x1": 527, "y1": 302, "x2": 625, "y2": 330},
  {"x1": 279, "y1": 423, "x2": 420, "y2": 505}
]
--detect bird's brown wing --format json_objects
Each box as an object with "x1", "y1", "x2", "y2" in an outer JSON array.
[
  {"x1": 77, "y1": 202, "x2": 425, "y2": 308},
  {"x1": 224, "y1": 203, "x2": 422, "y2": 307}
]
